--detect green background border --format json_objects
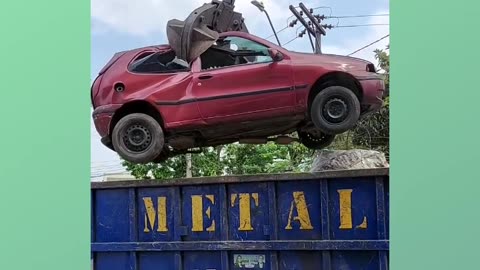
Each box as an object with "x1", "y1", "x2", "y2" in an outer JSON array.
[
  {"x1": 391, "y1": 0, "x2": 480, "y2": 269},
  {"x1": 1, "y1": 0, "x2": 479, "y2": 269},
  {"x1": 0, "y1": 1, "x2": 90, "y2": 269}
]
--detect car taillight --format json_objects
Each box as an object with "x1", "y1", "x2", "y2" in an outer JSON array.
[{"x1": 91, "y1": 75, "x2": 102, "y2": 108}]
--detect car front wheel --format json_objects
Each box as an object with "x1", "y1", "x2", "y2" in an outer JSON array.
[
  {"x1": 311, "y1": 86, "x2": 361, "y2": 135},
  {"x1": 112, "y1": 113, "x2": 164, "y2": 164}
]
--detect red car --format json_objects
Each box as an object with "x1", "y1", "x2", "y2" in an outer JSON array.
[{"x1": 92, "y1": 31, "x2": 385, "y2": 164}]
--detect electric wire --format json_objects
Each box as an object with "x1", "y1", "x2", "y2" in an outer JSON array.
[
  {"x1": 283, "y1": 36, "x2": 299, "y2": 46},
  {"x1": 327, "y1": 14, "x2": 389, "y2": 19},
  {"x1": 347, "y1": 34, "x2": 390, "y2": 56},
  {"x1": 335, "y1": 23, "x2": 389, "y2": 28}
]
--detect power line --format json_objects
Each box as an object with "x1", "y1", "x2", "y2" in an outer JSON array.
[
  {"x1": 90, "y1": 164, "x2": 123, "y2": 170},
  {"x1": 347, "y1": 34, "x2": 390, "y2": 56},
  {"x1": 91, "y1": 165, "x2": 126, "y2": 172},
  {"x1": 90, "y1": 160, "x2": 122, "y2": 164},
  {"x1": 91, "y1": 163, "x2": 123, "y2": 168},
  {"x1": 91, "y1": 164, "x2": 125, "y2": 170},
  {"x1": 265, "y1": 25, "x2": 289, "y2": 39},
  {"x1": 91, "y1": 171, "x2": 127, "y2": 177},
  {"x1": 91, "y1": 169, "x2": 124, "y2": 173},
  {"x1": 295, "y1": 25, "x2": 304, "y2": 35},
  {"x1": 288, "y1": 6, "x2": 333, "y2": 20},
  {"x1": 91, "y1": 159, "x2": 123, "y2": 165},
  {"x1": 283, "y1": 5, "x2": 390, "y2": 52},
  {"x1": 283, "y1": 36, "x2": 299, "y2": 46},
  {"x1": 282, "y1": 25, "x2": 388, "y2": 48},
  {"x1": 335, "y1": 23, "x2": 389, "y2": 28},
  {"x1": 327, "y1": 14, "x2": 389, "y2": 19},
  {"x1": 288, "y1": 10, "x2": 387, "y2": 23},
  {"x1": 321, "y1": 23, "x2": 389, "y2": 29},
  {"x1": 91, "y1": 173, "x2": 125, "y2": 178}
]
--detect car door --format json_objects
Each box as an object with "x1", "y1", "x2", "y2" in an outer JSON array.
[{"x1": 191, "y1": 36, "x2": 294, "y2": 125}]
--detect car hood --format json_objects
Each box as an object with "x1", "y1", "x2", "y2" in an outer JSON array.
[{"x1": 290, "y1": 51, "x2": 376, "y2": 72}]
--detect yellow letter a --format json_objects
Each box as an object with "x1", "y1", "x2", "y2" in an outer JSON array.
[{"x1": 285, "y1": 191, "x2": 313, "y2": 230}]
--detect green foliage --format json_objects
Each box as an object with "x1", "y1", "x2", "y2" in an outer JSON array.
[
  {"x1": 374, "y1": 46, "x2": 390, "y2": 93},
  {"x1": 351, "y1": 45, "x2": 390, "y2": 158},
  {"x1": 191, "y1": 147, "x2": 223, "y2": 176},
  {"x1": 121, "y1": 142, "x2": 314, "y2": 180},
  {"x1": 121, "y1": 156, "x2": 185, "y2": 179},
  {"x1": 222, "y1": 142, "x2": 314, "y2": 175}
]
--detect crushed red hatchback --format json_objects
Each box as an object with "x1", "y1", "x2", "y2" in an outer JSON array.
[{"x1": 92, "y1": 31, "x2": 385, "y2": 164}]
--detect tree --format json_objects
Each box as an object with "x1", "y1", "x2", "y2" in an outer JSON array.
[
  {"x1": 222, "y1": 142, "x2": 314, "y2": 175},
  {"x1": 121, "y1": 141, "x2": 314, "y2": 180},
  {"x1": 351, "y1": 45, "x2": 390, "y2": 159},
  {"x1": 121, "y1": 147, "x2": 222, "y2": 179}
]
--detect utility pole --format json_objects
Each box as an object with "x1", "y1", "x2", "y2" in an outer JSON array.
[
  {"x1": 289, "y1": 2, "x2": 327, "y2": 54},
  {"x1": 299, "y1": 3, "x2": 325, "y2": 54},
  {"x1": 186, "y1": 153, "x2": 192, "y2": 178}
]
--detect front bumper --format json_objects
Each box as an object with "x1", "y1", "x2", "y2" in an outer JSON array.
[{"x1": 356, "y1": 75, "x2": 385, "y2": 111}]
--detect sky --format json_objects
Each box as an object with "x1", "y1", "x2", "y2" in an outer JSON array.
[{"x1": 90, "y1": 0, "x2": 390, "y2": 180}]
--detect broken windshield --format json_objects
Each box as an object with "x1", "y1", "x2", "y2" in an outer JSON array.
[{"x1": 200, "y1": 36, "x2": 273, "y2": 70}]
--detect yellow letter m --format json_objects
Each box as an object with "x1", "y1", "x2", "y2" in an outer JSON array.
[{"x1": 142, "y1": 196, "x2": 168, "y2": 233}]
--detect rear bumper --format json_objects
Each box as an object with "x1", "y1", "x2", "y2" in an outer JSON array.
[
  {"x1": 92, "y1": 104, "x2": 122, "y2": 146},
  {"x1": 101, "y1": 136, "x2": 114, "y2": 150}
]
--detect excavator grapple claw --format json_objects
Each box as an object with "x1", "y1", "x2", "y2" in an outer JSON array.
[{"x1": 166, "y1": 0, "x2": 248, "y2": 63}]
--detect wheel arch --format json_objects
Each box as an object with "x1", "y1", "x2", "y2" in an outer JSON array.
[
  {"x1": 307, "y1": 71, "x2": 363, "y2": 110},
  {"x1": 109, "y1": 100, "x2": 165, "y2": 138}
]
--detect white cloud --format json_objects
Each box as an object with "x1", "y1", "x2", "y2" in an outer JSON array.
[
  {"x1": 91, "y1": 0, "x2": 206, "y2": 36},
  {"x1": 91, "y1": 0, "x2": 288, "y2": 36}
]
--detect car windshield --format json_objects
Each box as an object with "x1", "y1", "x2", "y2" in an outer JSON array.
[{"x1": 200, "y1": 36, "x2": 272, "y2": 70}]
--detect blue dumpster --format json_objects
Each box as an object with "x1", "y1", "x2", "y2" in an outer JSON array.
[{"x1": 91, "y1": 168, "x2": 389, "y2": 270}]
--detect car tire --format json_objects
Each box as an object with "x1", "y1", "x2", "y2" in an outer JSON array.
[
  {"x1": 112, "y1": 113, "x2": 164, "y2": 164},
  {"x1": 311, "y1": 86, "x2": 361, "y2": 135},
  {"x1": 298, "y1": 129, "x2": 336, "y2": 150}
]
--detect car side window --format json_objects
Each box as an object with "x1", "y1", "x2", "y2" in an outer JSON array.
[
  {"x1": 200, "y1": 36, "x2": 273, "y2": 70},
  {"x1": 129, "y1": 50, "x2": 190, "y2": 73}
]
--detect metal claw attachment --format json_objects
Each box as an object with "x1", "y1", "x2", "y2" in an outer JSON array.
[{"x1": 166, "y1": 0, "x2": 248, "y2": 63}]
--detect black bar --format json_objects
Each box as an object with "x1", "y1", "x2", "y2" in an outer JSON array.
[
  {"x1": 92, "y1": 168, "x2": 390, "y2": 189},
  {"x1": 92, "y1": 240, "x2": 390, "y2": 252}
]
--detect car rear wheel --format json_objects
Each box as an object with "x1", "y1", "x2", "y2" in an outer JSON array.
[
  {"x1": 298, "y1": 129, "x2": 336, "y2": 150},
  {"x1": 311, "y1": 86, "x2": 361, "y2": 135},
  {"x1": 112, "y1": 113, "x2": 164, "y2": 164}
]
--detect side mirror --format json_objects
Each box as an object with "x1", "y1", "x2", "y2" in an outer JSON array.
[{"x1": 268, "y1": 48, "x2": 284, "y2": 62}]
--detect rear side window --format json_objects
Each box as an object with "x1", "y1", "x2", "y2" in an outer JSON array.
[{"x1": 128, "y1": 50, "x2": 190, "y2": 73}]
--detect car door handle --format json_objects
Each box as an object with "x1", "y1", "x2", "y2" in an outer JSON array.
[{"x1": 198, "y1": 75, "x2": 213, "y2": 80}]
